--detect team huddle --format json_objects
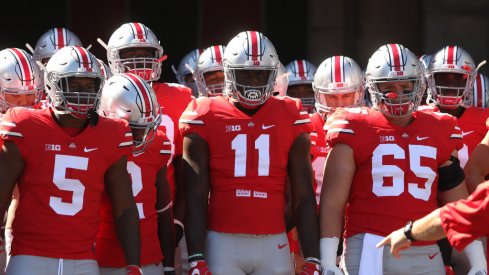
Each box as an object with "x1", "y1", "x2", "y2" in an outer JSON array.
[{"x1": 0, "y1": 21, "x2": 488, "y2": 275}]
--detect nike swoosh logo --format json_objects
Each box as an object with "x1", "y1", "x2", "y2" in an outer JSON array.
[
  {"x1": 429, "y1": 252, "x2": 438, "y2": 260},
  {"x1": 278, "y1": 243, "x2": 287, "y2": 249},
  {"x1": 462, "y1": 131, "x2": 474, "y2": 137},
  {"x1": 262, "y1": 124, "x2": 275, "y2": 130},
  {"x1": 84, "y1": 147, "x2": 98, "y2": 153},
  {"x1": 416, "y1": 136, "x2": 429, "y2": 141}
]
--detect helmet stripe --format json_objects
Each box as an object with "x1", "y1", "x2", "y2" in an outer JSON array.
[
  {"x1": 334, "y1": 56, "x2": 343, "y2": 83},
  {"x1": 9, "y1": 48, "x2": 34, "y2": 86},
  {"x1": 125, "y1": 73, "x2": 153, "y2": 116},
  {"x1": 248, "y1": 31, "x2": 260, "y2": 61},
  {"x1": 296, "y1": 59, "x2": 306, "y2": 80},
  {"x1": 213, "y1": 45, "x2": 223, "y2": 63},
  {"x1": 475, "y1": 74, "x2": 482, "y2": 107},
  {"x1": 387, "y1": 44, "x2": 401, "y2": 71},
  {"x1": 73, "y1": 47, "x2": 92, "y2": 71},
  {"x1": 445, "y1": 46, "x2": 457, "y2": 65},
  {"x1": 55, "y1": 28, "x2": 66, "y2": 50},
  {"x1": 131, "y1": 22, "x2": 146, "y2": 40}
]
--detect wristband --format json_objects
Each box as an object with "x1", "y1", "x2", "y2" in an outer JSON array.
[{"x1": 403, "y1": 220, "x2": 416, "y2": 242}]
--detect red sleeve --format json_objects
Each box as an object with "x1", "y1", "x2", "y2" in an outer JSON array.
[
  {"x1": 178, "y1": 97, "x2": 211, "y2": 142},
  {"x1": 106, "y1": 118, "x2": 133, "y2": 165},
  {"x1": 325, "y1": 107, "x2": 360, "y2": 148},
  {"x1": 0, "y1": 108, "x2": 26, "y2": 147},
  {"x1": 440, "y1": 181, "x2": 489, "y2": 251},
  {"x1": 157, "y1": 130, "x2": 172, "y2": 168},
  {"x1": 290, "y1": 98, "x2": 312, "y2": 135}
]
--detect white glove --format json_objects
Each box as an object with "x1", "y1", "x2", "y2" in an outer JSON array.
[
  {"x1": 320, "y1": 237, "x2": 343, "y2": 275},
  {"x1": 464, "y1": 240, "x2": 487, "y2": 275}
]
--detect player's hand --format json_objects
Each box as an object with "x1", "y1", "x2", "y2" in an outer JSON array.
[
  {"x1": 300, "y1": 257, "x2": 322, "y2": 275},
  {"x1": 189, "y1": 260, "x2": 212, "y2": 275},
  {"x1": 467, "y1": 267, "x2": 487, "y2": 275},
  {"x1": 376, "y1": 227, "x2": 411, "y2": 258},
  {"x1": 126, "y1": 265, "x2": 143, "y2": 275}
]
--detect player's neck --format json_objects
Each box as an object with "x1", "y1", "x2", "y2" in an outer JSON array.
[
  {"x1": 386, "y1": 114, "x2": 414, "y2": 128},
  {"x1": 50, "y1": 109, "x2": 90, "y2": 130},
  {"x1": 232, "y1": 101, "x2": 263, "y2": 116},
  {"x1": 439, "y1": 106, "x2": 466, "y2": 118}
]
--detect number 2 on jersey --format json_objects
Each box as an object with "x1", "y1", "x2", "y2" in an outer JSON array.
[{"x1": 231, "y1": 134, "x2": 270, "y2": 177}]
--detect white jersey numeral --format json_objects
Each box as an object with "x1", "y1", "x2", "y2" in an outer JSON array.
[
  {"x1": 127, "y1": 161, "x2": 145, "y2": 219},
  {"x1": 50, "y1": 155, "x2": 87, "y2": 216},
  {"x1": 371, "y1": 144, "x2": 437, "y2": 201},
  {"x1": 231, "y1": 134, "x2": 270, "y2": 177}
]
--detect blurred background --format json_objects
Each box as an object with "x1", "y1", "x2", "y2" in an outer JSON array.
[{"x1": 2, "y1": 0, "x2": 488, "y2": 82}]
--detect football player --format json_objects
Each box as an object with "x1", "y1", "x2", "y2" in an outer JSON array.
[
  {"x1": 0, "y1": 46, "x2": 141, "y2": 275},
  {"x1": 30, "y1": 27, "x2": 83, "y2": 66},
  {"x1": 285, "y1": 59, "x2": 317, "y2": 113},
  {"x1": 96, "y1": 73, "x2": 176, "y2": 275},
  {"x1": 180, "y1": 30, "x2": 320, "y2": 275},
  {"x1": 173, "y1": 49, "x2": 203, "y2": 97},
  {"x1": 193, "y1": 45, "x2": 226, "y2": 97},
  {"x1": 320, "y1": 44, "x2": 484, "y2": 274},
  {"x1": 104, "y1": 22, "x2": 194, "y2": 273}
]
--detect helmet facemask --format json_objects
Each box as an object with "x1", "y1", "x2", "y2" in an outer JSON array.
[
  {"x1": 427, "y1": 72, "x2": 474, "y2": 109},
  {"x1": 109, "y1": 46, "x2": 162, "y2": 82},
  {"x1": 129, "y1": 111, "x2": 162, "y2": 154},
  {"x1": 48, "y1": 73, "x2": 104, "y2": 119},
  {"x1": 225, "y1": 64, "x2": 278, "y2": 109},
  {"x1": 369, "y1": 77, "x2": 424, "y2": 118}
]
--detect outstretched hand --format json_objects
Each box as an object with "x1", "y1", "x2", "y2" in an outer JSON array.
[{"x1": 376, "y1": 228, "x2": 412, "y2": 259}]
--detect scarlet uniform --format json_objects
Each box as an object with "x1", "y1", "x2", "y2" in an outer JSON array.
[
  {"x1": 326, "y1": 107, "x2": 463, "y2": 242},
  {"x1": 309, "y1": 112, "x2": 329, "y2": 206},
  {"x1": 96, "y1": 130, "x2": 172, "y2": 267},
  {"x1": 179, "y1": 95, "x2": 311, "y2": 234},
  {"x1": 153, "y1": 82, "x2": 193, "y2": 199},
  {"x1": 440, "y1": 181, "x2": 489, "y2": 251},
  {"x1": 455, "y1": 107, "x2": 489, "y2": 167},
  {"x1": 0, "y1": 107, "x2": 133, "y2": 259}
]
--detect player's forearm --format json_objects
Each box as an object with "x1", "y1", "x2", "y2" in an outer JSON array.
[
  {"x1": 295, "y1": 186, "x2": 320, "y2": 258},
  {"x1": 184, "y1": 196, "x2": 208, "y2": 255},
  {"x1": 411, "y1": 209, "x2": 446, "y2": 241},
  {"x1": 115, "y1": 205, "x2": 141, "y2": 266},
  {"x1": 464, "y1": 140, "x2": 489, "y2": 193},
  {"x1": 319, "y1": 202, "x2": 344, "y2": 239}
]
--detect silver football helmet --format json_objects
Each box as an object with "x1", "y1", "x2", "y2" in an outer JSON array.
[
  {"x1": 99, "y1": 73, "x2": 161, "y2": 153},
  {"x1": 44, "y1": 46, "x2": 105, "y2": 118},
  {"x1": 313, "y1": 56, "x2": 364, "y2": 114},
  {"x1": 285, "y1": 59, "x2": 317, "y2": 109},
  {"x1": 174, "y1": 49, "x2": 202, "y2": 96},
  {"x1": 194, "y1": 45, "x2": 226, "y2": 97},
  {"x1": 366, "y1": 44, "x2": 425, "y2": 118},
  {"x1": 273, "y1": 61, "x2": 288, "y2": 97},
  {"x1": 106, "y1": 22, "x2": 164, "y2": 82},
  {"x1": 223, "y1": 31, "x2": 279, "y2": 108},
  {"x1": 97, "y1": 59, "x2": 113, "y2": 80},
  {"x1": 426, "y1": 46, "x2": 477, "y2": 109},
  {"x1": 33, "y1": 28, "x2": 82, "y2": 64},
  {"x1": 473, "y1": 73, "x2": 488, "y2": 108},
  {"x1": 0, "y1": 48, "x2": 44, "y2": 113}
]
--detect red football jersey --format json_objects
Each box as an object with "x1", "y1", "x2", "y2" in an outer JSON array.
[
  {"x1": 153, "y1": 82, "x2": 193, "y2": 200},
  {"x1": 0, "y1": 108, "x2": 133, "y2": 259},
  {"x1": 96, "y1": 130, "x2": 172, "y2": 267},
  {"x1": 310, "y1": 112, "x2": 329, "y2": 206},
  {"x1": 440, "y1": 181, "x2": 489, "y2": 251},
  {"x1": 326, "y1": 107, "x2": 463, "y2": 241},
  {"x1": 455, "y1": 107, "x2": 489, "y2": 167},
  {"x1": 179, "y1": 96, "x2": 311, "y2": 234}
]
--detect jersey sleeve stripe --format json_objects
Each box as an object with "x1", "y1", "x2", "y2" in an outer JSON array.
[
  {"x1": 0, "y1": 121, "x2": 16, "y2": 127},
  {"x1": 163, "y1": 141, "x2": 172, "y2": 145},
  {"x1": 331, "y1": 120, "x2": 349, "y2": 125},
  {"x1": 0, "y1": 130, "x2": 23, "y2": 137},
  {"x1": 179, "y1": 118, "x2": 205, "y2": 125},
  {"x1": 450, "y1": 134, "x2": 463, "y2": 139},
  {"x1": 125, "y1": 132, "x2": 133, "y2": 137},
  {"x1": 455, "y1": 126, "x2": 461, "y2": 131},
  {"x1": 182, "y1": 111, "x2": 199, "y2": 116},
  {"x1": 311, "y1": 141, "x2": 317, "y2": 146},
  {"x1": 160, "y1": 150, "x2": 172, "y2": 154},
  {"x1": 300, "y1": 111, "x2": 308, "y2": 115},
  {"x1": 310, "y1": 132, "x2": 318, "y2": 137},
  {"x1": 118, "y1": 141, "x2": 133, "y2": 147},
  {"x1": 327, "y1": 128, "x2": 355, "y2": 134},
  {"x1": 293, "y1": 118, "x2": 311, "y2": 125}
]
